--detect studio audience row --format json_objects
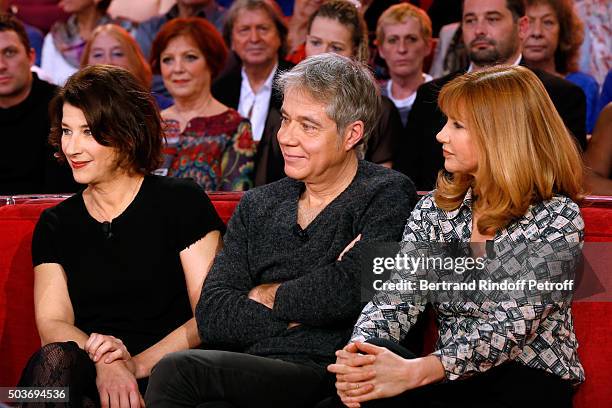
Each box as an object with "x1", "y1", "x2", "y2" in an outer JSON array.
[{"x1": 0, "y1": 0, "x2": 607, "y2": 406}]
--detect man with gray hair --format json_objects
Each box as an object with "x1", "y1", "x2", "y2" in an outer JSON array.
[{"x1": 145, "y1": 53, "x2": 417, "y2": 407}]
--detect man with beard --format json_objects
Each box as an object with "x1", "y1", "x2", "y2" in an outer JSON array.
[{"x1": 393, "y1": 0, "x2": 586, "y2": 191}]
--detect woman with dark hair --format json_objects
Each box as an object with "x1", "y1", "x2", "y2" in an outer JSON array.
[
  {"x1": 325, "y1": 65, "x2": 585, "y2": 408},
  {"x1": 522, "y1": 0, "x2": 599, "y2": 133},
  {"x1": 304, "y1": 0, "x2": 403, "y2": 168},
  {"x1": 19, "y1": 65, "x2": 224, "y2": 407},
  {"x1": 151, "y1": 17, "x2": 256, "y2": 191},
  {"x1": 81, "y1": 24, "x2": 173, "y2": 109},
  {"x1": 41, "y1": 0, "x2": 134, "y2": 85}
]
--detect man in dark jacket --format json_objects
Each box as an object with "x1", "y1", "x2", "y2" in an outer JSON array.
[
  {"x1": 0, "y1": 13, "x2": 76, "y2": 194},
  {"x1": 394, "y1": 0, "x2": 587, "y2": 191},
  {"x1": 211, "y1": 0, "x2": 292, "y2": 186}
]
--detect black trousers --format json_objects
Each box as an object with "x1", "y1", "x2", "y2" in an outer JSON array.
[
  {"x1": 145, "y1": 349, "x2": 334, "y2": 408},
  {"x1": 316, "y1": 338, "x2": 574, "y2": 408}
]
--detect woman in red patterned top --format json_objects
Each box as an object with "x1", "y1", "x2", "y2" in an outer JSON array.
[{"x1": 150, "y1": 17, "x2": 256, "y2": 191}]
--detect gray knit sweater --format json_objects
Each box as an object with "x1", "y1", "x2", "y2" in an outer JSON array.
[{"x1": 196, "y1": 160, "x2": 417, "y2": 367}]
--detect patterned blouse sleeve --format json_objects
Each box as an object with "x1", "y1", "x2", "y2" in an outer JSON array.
[
  {"x1": 431, "y1": 198, "x2": 584, "y2": 381},
  {"x1": 351, "y1": 195, "x2": 435, "y2": 343},
  {"x1": 218, "y1": 118, "x2": 256, "y2": 191}
]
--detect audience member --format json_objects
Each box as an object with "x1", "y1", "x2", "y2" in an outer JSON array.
[
  {"x1": 584, "y1": 103, "x2": 612, "y2": 195},
  {"x1": 81, "y1": 24, "x2": 172, "y2": 109},
  {"x1": 151, "y1": 17, "x2": 255, "y2": 191},
  {"x1": 286, "y1": 0, "x2": 323, "y2": 64},
  {"x1": 325, "y1": 65, "x2": 585, "y2": 408},
  {"x1": 41, "y1": 0, "x2": 133, "y2": 85},
  {"x1": 135, "y1": 0, "x2": 226, "y2": 60},
  {"x1": 573, "y1": 0, "x2": 611, "y2": 86},
  {"x1": 395, "y1": 0, "x2": 587, "y2": 191},
  {"x1": 305, "y1": 0, "x2": 403, "y2": 168},
  {"x1": 0, "y1": 13, "x2": 75, "y2": 195},
  {"x1": 136, "y1": 0, "x2": 227, "y2": 100},
  {"x1": 523, "y1": 0, "x2": 599, "y2": 133},
  {"x1": 376, "y1": 3, "x2": 433, "y2": 127},
  {"x1": 18, "y1": 65, "x2": 224, "y2": 407},
  {"x1": 212, "y1": 0, "x2": 292, "y2": 186},
  {"x1": 145, "y1": 52, "x2": 417, "y2": 408}
]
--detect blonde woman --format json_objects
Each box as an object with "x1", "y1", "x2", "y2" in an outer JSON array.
[
  {"x1": 326, "y1": 65, "x2": 585, "y2": 408},
  {"x1": 81, "y1": 24, "x2": 172, "y2": 109}
]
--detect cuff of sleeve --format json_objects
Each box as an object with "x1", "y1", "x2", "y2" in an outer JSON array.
[
  {"x1": 430, "y1": 350, "x2": 465, "y2": 381},
  {"x1": 271, "y1": 281, "x2": 295, "y2": 321}
]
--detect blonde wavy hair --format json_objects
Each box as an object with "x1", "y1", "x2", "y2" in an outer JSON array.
[{"x1": 434, "y1": 65, "x2": 584, "y2": 235}]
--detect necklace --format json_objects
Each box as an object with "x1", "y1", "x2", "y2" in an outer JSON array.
[
  {"x1": 172, "y1": 94, "x2": 215, "y2": 131},
  {"x1": 88, "y1": 176, "x2": 143, "y2": 224}
]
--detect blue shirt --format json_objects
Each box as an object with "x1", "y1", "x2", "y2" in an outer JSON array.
[{"x1": 566, "y1": 71, "x2": 600, "y2": 133}]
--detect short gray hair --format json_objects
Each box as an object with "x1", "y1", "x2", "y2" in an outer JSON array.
[{"x1": 276, "y1": 53, "x2": 381, "y2": 156}]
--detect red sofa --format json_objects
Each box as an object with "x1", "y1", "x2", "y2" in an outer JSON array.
[{"x1": 0, "y1": 193, "x2": 610, "y2": 406}]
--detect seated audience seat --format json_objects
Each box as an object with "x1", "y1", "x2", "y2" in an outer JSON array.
[{"x1": 0, "y1": 193, "x2": 610, "y2": 407}]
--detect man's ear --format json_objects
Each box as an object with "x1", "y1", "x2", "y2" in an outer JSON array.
[
  {"x1": 517, "y1": 15, "x2": 529, "y2": 42},
  {"x1": 342, "y1": 120, "x2": 365, "y2": 151}
]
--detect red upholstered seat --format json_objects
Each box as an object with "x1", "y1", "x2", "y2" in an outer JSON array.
[{"x1": 0, "y1": 193, "x2": 610, "y2": 407}]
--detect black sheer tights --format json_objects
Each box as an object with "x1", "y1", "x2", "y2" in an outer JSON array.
[{"x1": 18, "y1": 341, "x2": 99, "y2": 407}]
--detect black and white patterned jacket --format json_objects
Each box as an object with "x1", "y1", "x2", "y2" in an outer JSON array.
[{"x1": 352, "y1": 189, "x2": 585, "y2": 384}]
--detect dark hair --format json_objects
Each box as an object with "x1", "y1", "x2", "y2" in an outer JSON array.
[
  {"x1": 462, "y1": 0, "x2": 526, "y2": 20},
  {"x1": 222, "y1": 0, "x2": 288, "y2": 58},
  {"x1": 0, "y1": 13, "x2": 31, "y2": 52},
  {"x1": 97, "y1": 0, "x2": 112, "y2": 12},
  {"x1": 150, "y1": 17, "x2": 228, "y2": 79},
  {"x1": 307, "y1": 0, "x2": 370, "y2": 64},
  {"x1": 526, "y1": 0, "x2": 583, "y2": 74},
  {"x1": 49, "y1": 65, "x2": 163, "y2": 174}
]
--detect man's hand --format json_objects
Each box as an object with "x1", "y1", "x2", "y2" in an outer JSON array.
[
  {"x1": 95, "y1": 360, "x2": 145, "y2": 408},
  {"x1": 248, "y1": 283, "x2": 280, "y2": 309},
  {"x1": 338, "y1": 234, "x2": 361, "y2": 261}
]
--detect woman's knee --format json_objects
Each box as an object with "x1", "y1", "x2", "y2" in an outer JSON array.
[
  {"x1": 29, "y1": 341, "x2": 83, "y2": 369},
  {"x1": 19, "y1": 341, "x2": 88, "y2": 386}
]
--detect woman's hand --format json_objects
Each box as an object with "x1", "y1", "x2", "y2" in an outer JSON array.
[
  {"x1": 85, "y1": 333, "x2": 131, "y2": 364},
  {"x1": 95, "y1": 360, "x2": 145, "y2": 408},
  {"x1": 328, "y1": 342, "x2": 445, "y2": 405},
  {"x1": 330, "y1": 343, "x2": 375, "y2": 407}
]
